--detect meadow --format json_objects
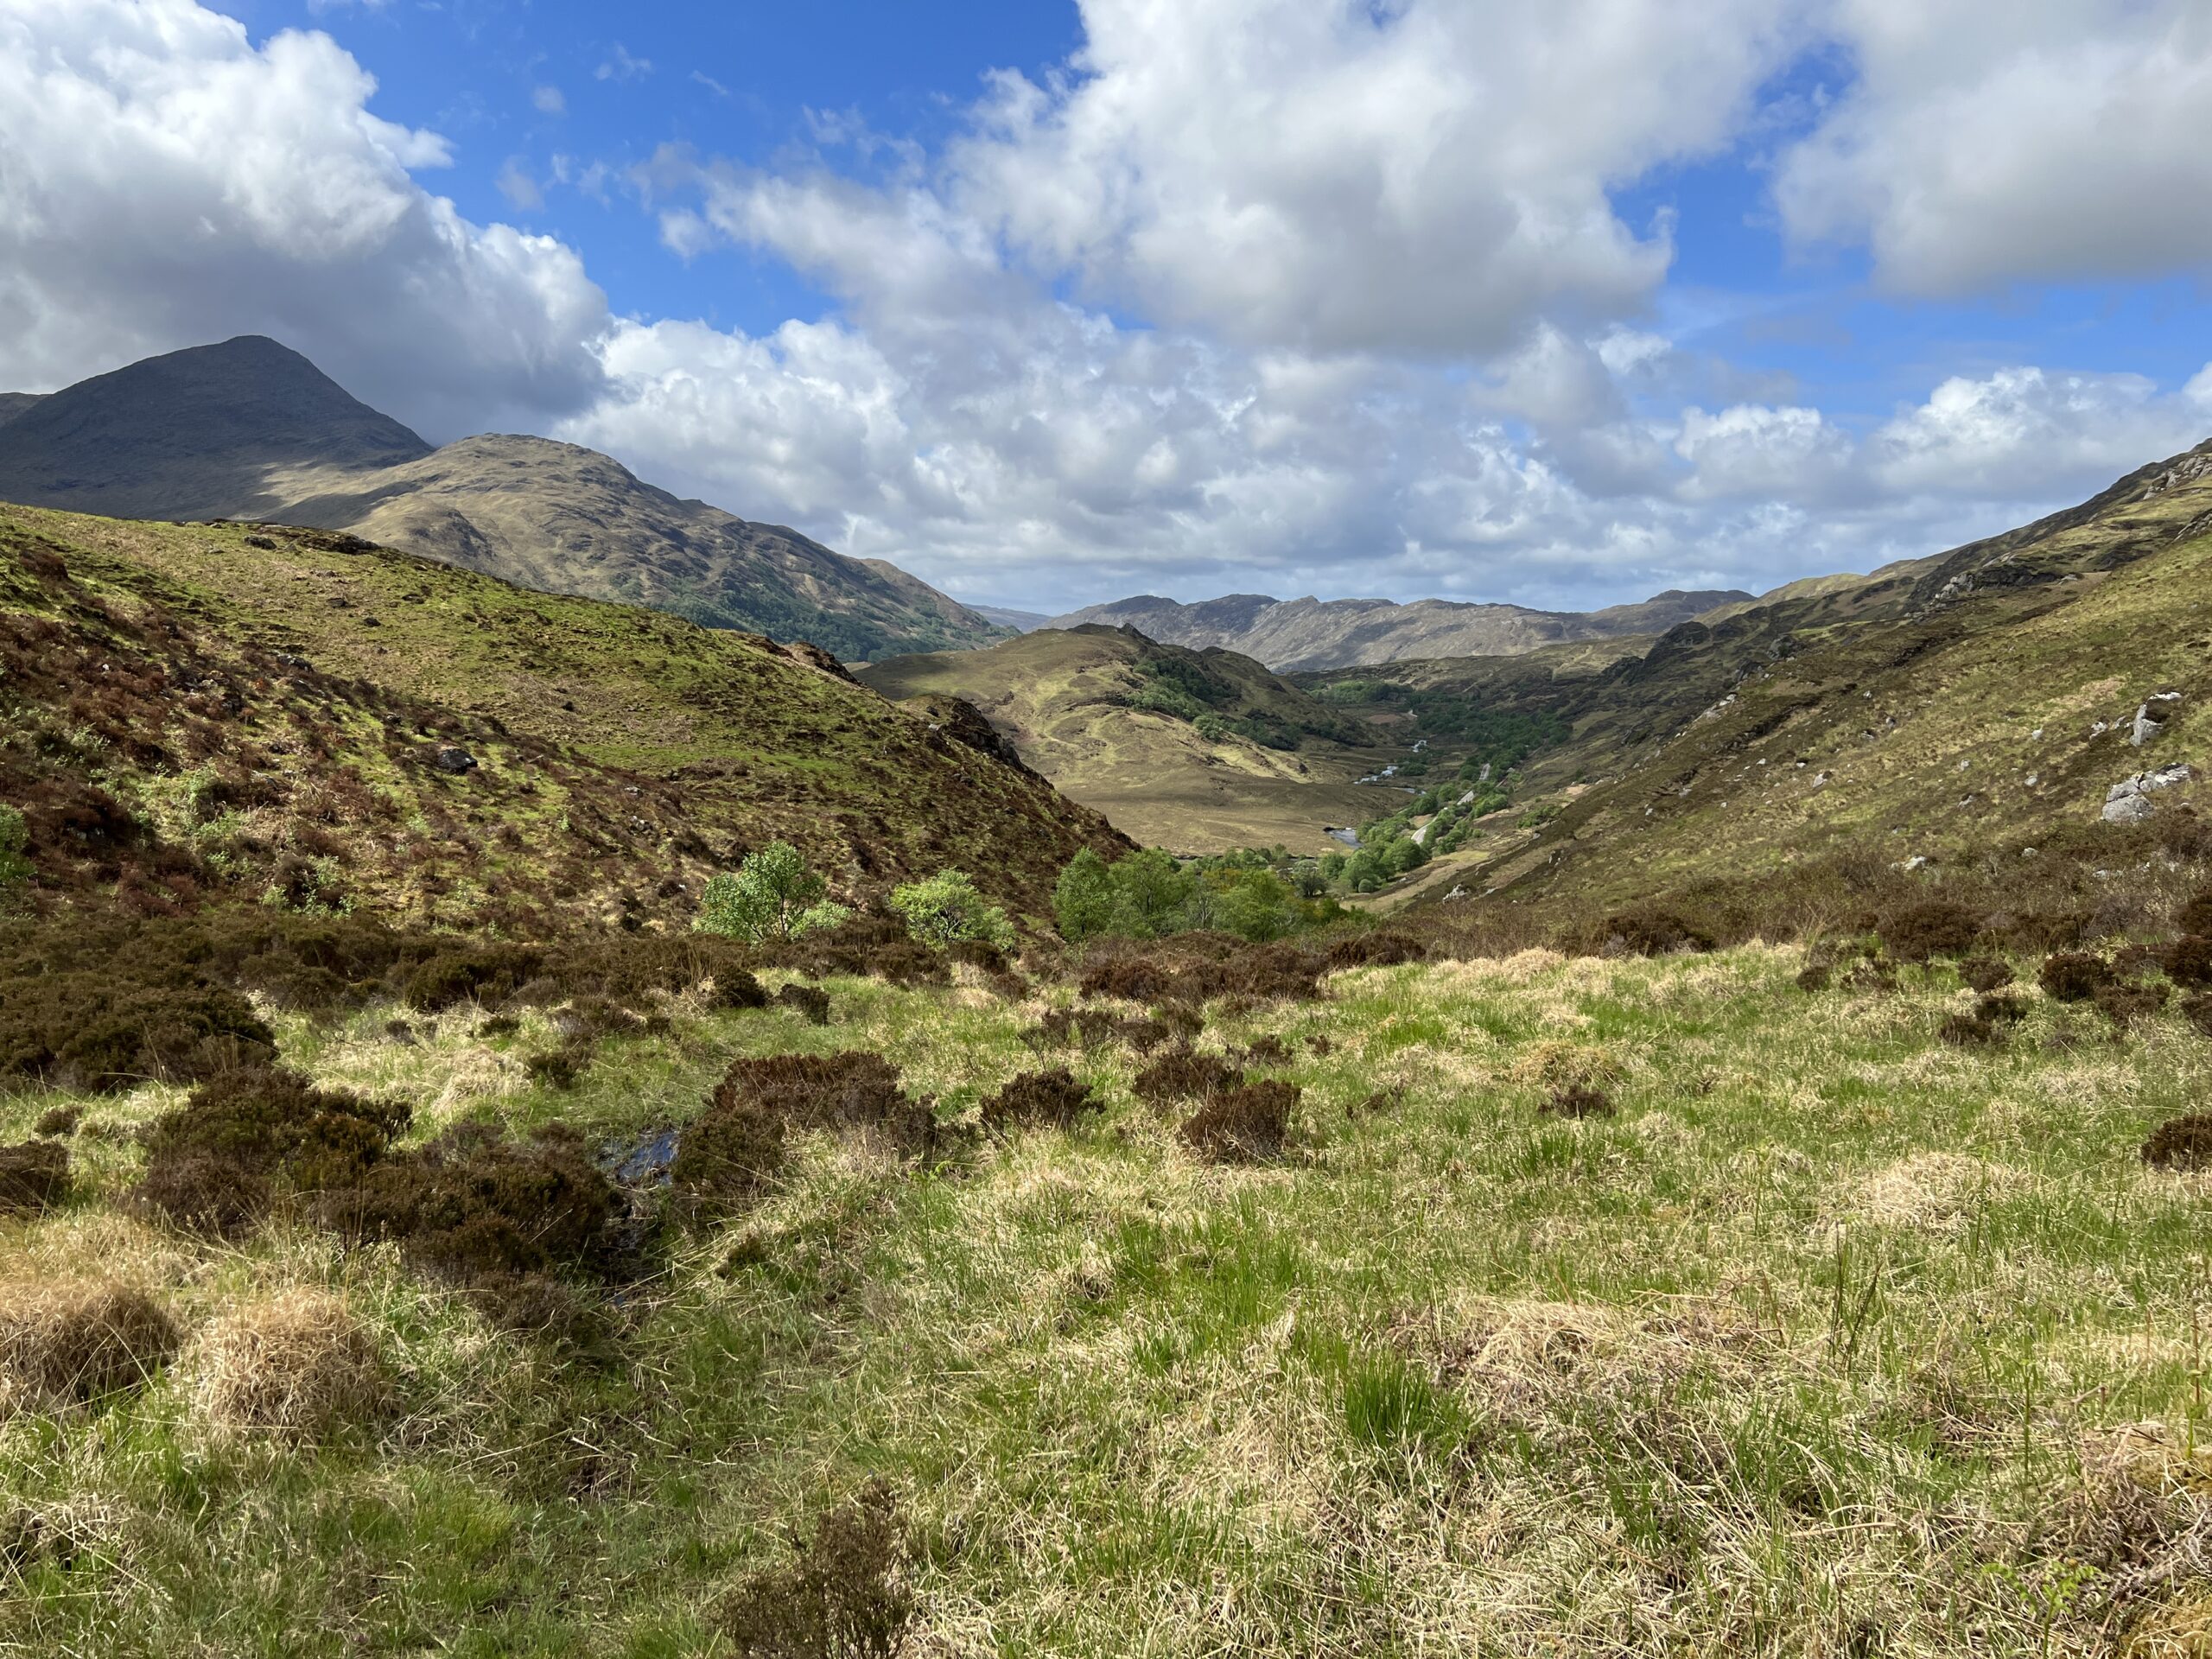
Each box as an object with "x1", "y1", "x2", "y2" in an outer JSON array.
[{"x1": 3, "y1": 931, "x2": 2207, "y2": 1656}]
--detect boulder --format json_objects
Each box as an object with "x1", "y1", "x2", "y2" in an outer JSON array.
[
  {"x1": 2132, "y1": 703, "x2": 2168, "y2": 747},
  {"x1": 2102, "y1": 763, "x2": 2193, "y2": 823},
  {"x1": 431, "y1": 746, "x2": 478, "y2": 775}
]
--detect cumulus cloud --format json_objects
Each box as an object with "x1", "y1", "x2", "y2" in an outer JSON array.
[
  {"x1": 6, "y1": 0, "x2": 2209, "y2": 616},
  {"x1": 942, "y1": 0, "x2": 1807, "y2": 357},
  {"x1": 0, "y1": 0, "x2": 608, "y2": 438},
  {"x1": 1778, "y1": 0, "x2": 2212, "y2": 292}
]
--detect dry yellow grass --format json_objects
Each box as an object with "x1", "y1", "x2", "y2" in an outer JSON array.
[{"x1": 182, "y1": 1288, "x2": 387, "y2": 1439}]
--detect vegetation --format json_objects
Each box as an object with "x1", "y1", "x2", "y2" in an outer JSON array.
[
  {"x1": 696, "y1": 842, "x2": 852, "y2": 944},
  {"x1": 0, "y1": 804, "x2": 29, "y2": 893},
  {"x1": 887, "y1": 869, "x2": 1016, "y2": 951},
  {"x1": 858, "y1": 625, "x2": 1400, "y2": 854},
  {"x1": 1054, "y1": 846, "x2": 1350, "y2": 943}
]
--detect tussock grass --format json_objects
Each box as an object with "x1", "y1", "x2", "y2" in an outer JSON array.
[{"x1": 0, "y1": 943, "x2": 2207, "y2": 1652}]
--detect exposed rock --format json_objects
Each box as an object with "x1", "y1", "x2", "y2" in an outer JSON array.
[
  {"x1": 2131, "y1": 702, "x2": 2168, "y2": 747},
  {"x1": 2102, "y1": 764, "x2": 2193, "y2": 823},
  {"x1": 431, "y1": 746, "x2": 478, "y2": 775}
]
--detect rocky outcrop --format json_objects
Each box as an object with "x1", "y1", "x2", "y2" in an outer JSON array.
[{"x1": 2102, "y1": 764, "x2": 2194, "y2": 823}]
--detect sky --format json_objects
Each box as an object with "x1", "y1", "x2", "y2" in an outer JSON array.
[{"x1": 3, "y1": 1, "x2": 2211, "y2": 617}]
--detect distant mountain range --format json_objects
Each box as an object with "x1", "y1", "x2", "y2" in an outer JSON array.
[
  {"x1": 0, "y1": 337, "x2": 1002, "y2": 662},
  {"x1": 1046, "y1": 588, "x2": 1752, "y2": 672}
]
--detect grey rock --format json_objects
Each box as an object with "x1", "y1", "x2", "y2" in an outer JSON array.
[
  {"x1": 2101, "y1": 762, "x2": 2193, "y2": 823},
  {"x1": 2131, "y1": 702, "x2": 2168, "y2": 747},
  {"x1": 432, "y1": 745, "x2": 478, "y2": 774}
]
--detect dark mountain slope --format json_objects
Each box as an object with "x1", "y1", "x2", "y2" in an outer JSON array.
[
  {"x1": 0, "y1": 337, "x2": 430, "y2": 520},
  {"x1": 1050, "y1": 587, "x2": 1750, "y2": 671}
]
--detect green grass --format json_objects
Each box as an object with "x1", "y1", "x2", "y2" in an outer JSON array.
[{"x1": 3, "y1": 942, "x2": 2209, "y2": 1655}]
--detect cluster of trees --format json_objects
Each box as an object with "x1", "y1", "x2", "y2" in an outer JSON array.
[
  {"x1": 697, "y1": 842, "x2": 1013, "y2": 950},
  {"x1": 1053, "y1": 847, "x2": 1346, "y2": 944},
  {"x1": 1313, "y1": 678, "x2": 1568, "y2": 776}
]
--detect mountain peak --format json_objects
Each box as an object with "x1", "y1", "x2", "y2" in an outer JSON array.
[{"x1": 0, "y1": 335, "x2": 430, "y2": 520}]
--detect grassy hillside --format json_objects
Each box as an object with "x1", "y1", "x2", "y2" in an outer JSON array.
[
  {"x1": 859, "y1": 626, "x2": 1406, "y2": 853},
  {"x1": 0, "y1": 505, "x2": 1126, "y2": 931},
  {"x1": 1306, "y1": 442, "x2": 2212, "y2": 916}
]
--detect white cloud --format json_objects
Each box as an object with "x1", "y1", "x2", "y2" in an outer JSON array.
[
  {"x1": 1778, "y1": 0, "x2": 2212, "y2": 293},
  {"x1": 496, "y1": 159, "x2": 543, "y2": 213},
  {"x1": 1868, "y1": 365, "x2": 2212, "y2": 497},
  {"x1": 936, "y1": 0, "x2": 1809, "y2": 358},
  {"x1": 532, "y1": 84, "x2": 565, "y2": 117},
  {"x1": 596, "y1": 43, "x2": 652, "y2": 84},
  {"x1": 0, "y1": 0, "x2": 608, "y2": 438}
]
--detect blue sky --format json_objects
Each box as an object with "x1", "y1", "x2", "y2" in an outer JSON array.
[{"x1": 6, "y1": 0, "x2": 2212, "y2": 614}]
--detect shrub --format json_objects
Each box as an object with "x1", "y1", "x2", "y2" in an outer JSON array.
[
  {"x1": 1179, "y1": 1079, "x2": 1299, "y2": 1162},
  {"x1": 702, "y1": 1052, "x2": 933, "y2": 1157},
  {"x1": 1599, "y1": 909, "x2": 1714, "y2": 957},
  {"x1": 1325, "y1": 932, "x2": 1427, "y2": 970},
  {"x1": 525, "y1": 1046, "x2": 589, "y2": 1090},
  {"x1": 888, "y1": 870, "x2": 1014, "y2": 952},
  {"x1": 1937, "y1": 1013, "x2": 2001, "y2": 1048},
  {"x1": 184, "y1": 1290, "x2": 385, "y2": 1439},
  {"x1": 0, "y1": 1281, "x2": 179, "y2": 1405},
  {"x1": 671, "y1": 1093, "x2": 787, "y2": 1219},
  {"x1": 0, "y1": 1141, "x2": 68, "y2": 1214},
  {"x1": 0, "y1": 974, "x2": 276, "y2": 1094},
  {"x1": 139, "y1": 1068, "x2": 409, "y2": 1236},
  {"x1": 1796, "y1": 963, "x2": 1833, "y2": 993},
  {"x1": 1133, "y1": 1047, "x2": 1245, "y2": 1109},
  {"x1": 1542, "y1": 1085, "x2": 1618, "y2": 1118},
  {"x1": 978, "y1": 1069, "x2": 1098, "y2": 1134},
  {"x1": 317, "y1": 1122, "x2": 620, "y2": 1285},
  {"x1": 2142, "y1": 1115, "x2": 2212, "y2": 1173},
  {"x1": 1975, "y1": 994, "x2": 2029, "y2": 1026},
  {"x1": 1880, "y1": 901, "x2": 1984, "y2": 963},
  {"x1": 2038, "y1": 952, "x2": 2113, "y2": 1003},
  {"x1": 1079, "y1": 953, "x2": 1179, "y2": 1003},
  {"x1": 1958, "y1": 957, "x2": 2016, "y2": 994},
  {"x1": 775, "y1": 983, "x2": 832, "y2": 1026},
  {"x1": 709, "y1": 969, "x2": 770, "y2": 1011},
  {"x1": 2165, "y1": 936, "x2": 2212, "y2": 988},
  {"x1": 717, "y1": 1481, "x2": 914, "y2": 1658},
  {"x1": 0, "y1": 807, "x2": 29, "y2": 892},
  {"x1": 404, "y1": 945, "x2": 543, "y2": 1013},
  {"x1": 696, "y1": 842, "x2": 851, "y2": 944},
  {"x1": 2177, "y1": 889, "x2": 2212, "y2": 938},
  {"x1": 2186, "y1": 994, "x2": 2212, "y2": 1039},
  {"x1": 2094, "y1": 980, "x2": 2170, "y2": 1027},
  {"x1": 32, "y1": 1105, "x2": 79, "y2": 1139}
]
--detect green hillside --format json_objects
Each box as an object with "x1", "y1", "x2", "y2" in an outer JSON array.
[
  {"x1": 1303, "y1": 442, "x2": 2212, "y2": 918},
  {"x1": 0, "y1": 504, "x2": 1126, "y2": 931},
  {"x1": 860, "y1": 625, "x2": 1406, "y2": 853}
]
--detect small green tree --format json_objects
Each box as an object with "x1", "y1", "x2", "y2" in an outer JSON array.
[
  {"x1": 1211, "y1": 869, "x2": 1299, "y2": 943},
  {"x1": 0, "y1": 807, "x2": 29, "y2": 893},
  {"x1": 889, "y1": 869, "x2": 1016, "y2": 950},
  {"x1": 696, "y1": 842, "x2": 850, "y2": 943},
  {"x1": 1052, "y1": 849, "x2": 1117, "y2": 942},
  {"x1": 1106, "y1": 848, "x2": 1197, "y2": 938}
]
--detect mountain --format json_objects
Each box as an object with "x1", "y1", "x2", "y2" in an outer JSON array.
[
  {"x1": 1331, "y1": 438, "x2": 2212, "y2": 914},
  {"x1": 858, "y1": 625, "x2": 1402, "y2": 852},
  {"x1": 971, "y1": 604, "x2": 1053, "y2": 632},
  {"x1": 1047, "y1": 587, "x2": 1750, "y2": 671},
  {"x1": 0, "y1": 337, "x2": 1002, "y2": 661},
  {"x1": 0, "y1": 336, "x2": 431, "y2": 520},
  {"x1": 0, "y1": 392, "x2": 48, "y2": 426},
  {"x1": 0, "y1": 501, "x2": 1128, "y2": 930}
]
